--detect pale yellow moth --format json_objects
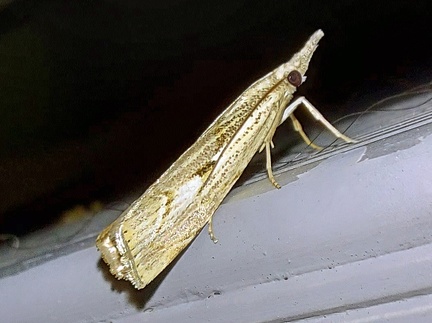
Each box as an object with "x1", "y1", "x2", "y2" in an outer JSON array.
[{"x1": 96, "y1": 29, "x2": 355, "y2": 289}]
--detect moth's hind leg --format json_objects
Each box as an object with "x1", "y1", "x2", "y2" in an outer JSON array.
[{"x1": 208, "y1": 215, "x2": 218, "y2": 243}]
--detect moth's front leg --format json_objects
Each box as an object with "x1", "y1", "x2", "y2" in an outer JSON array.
[
  {"x1": 259, "y1": 96, "x2": 357, "y2": 190},
  {"x1": 281, "y1": 96, "x2": 357, "y2": 144}
]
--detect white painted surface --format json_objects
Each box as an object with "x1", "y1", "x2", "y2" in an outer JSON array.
[{"x1": 1, "y1": 92, "x2": 432, "y2": 322}]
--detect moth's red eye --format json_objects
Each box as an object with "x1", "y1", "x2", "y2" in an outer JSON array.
[{"x1": 287, "y1": 70, "x2": 302, "y2": 87}]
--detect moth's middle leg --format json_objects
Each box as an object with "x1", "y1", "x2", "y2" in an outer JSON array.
[{"x1": 289, "y1": 114, "x2": 322, "y2": 150}]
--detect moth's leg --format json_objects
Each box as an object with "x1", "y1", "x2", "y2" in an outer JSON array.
[
  {"x1": 289, "y1": 114, "x2": 322, "y2": 150},
  {"x1": 265, "y1": 142, "x2": 281, "y2": 189},
  {"x1": 281, "y1": 96, "x2": 357, "y2": 143},
  {"x1": 208, "y1": 215, "x2": 218, "y2": 243},
  {"x1": 258, "y1": 140, "x2": 280, "y2": 188}
]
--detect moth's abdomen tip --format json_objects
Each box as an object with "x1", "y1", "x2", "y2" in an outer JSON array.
[
  {"x1": 96, "y1": 230, "x2": 125, "y2": 276},
  {"x1": 96, "y1": 226, "x2": 147, "y2": 290}
]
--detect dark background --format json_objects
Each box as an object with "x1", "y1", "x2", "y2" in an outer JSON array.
[{"x1": 0, "y1": 0, "x2": 430, "y2": 234}]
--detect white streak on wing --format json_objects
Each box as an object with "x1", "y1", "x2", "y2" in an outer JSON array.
[
  {"x1": 172, "y1": 176, "x2": 203, "y2": 211},
  {"x1": 211, "y1": 148, "x2": 223, "y2": 162}
]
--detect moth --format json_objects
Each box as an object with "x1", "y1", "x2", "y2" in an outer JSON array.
[{"x1": 96, "y1": 29, "x2": 355, "y2": 289}]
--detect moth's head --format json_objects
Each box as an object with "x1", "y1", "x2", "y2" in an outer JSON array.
[{"x1": 276, "y1": 29, "x2": 324, "y2": 89}]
